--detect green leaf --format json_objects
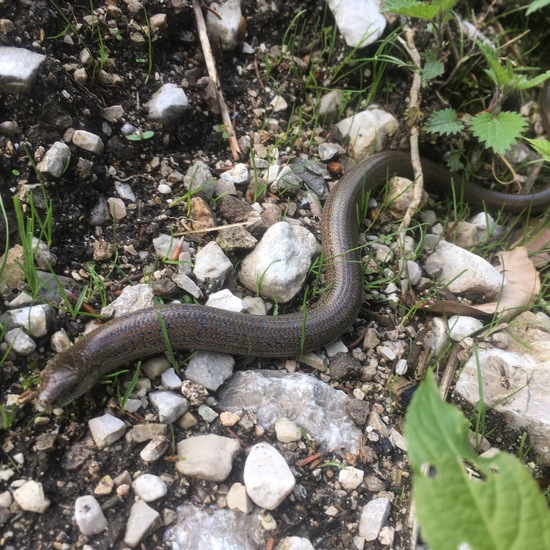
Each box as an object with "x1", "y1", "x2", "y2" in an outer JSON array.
[
  {"x1": 478, "y1": 42, "x2": 514, "y2": 88},
  {"x1": 424, "y1": 108, "x2": 465, "y2": 136},
  {"x1": 383, "y1": 0, "x2": 458, "y2": 20},
  {"x1": 512, "y1": 69, "x2": 550, "y2": 91},
  {"x1": 478, "y1": 42, "x2": 550, "y2": 92},
  {"x1": 526, "y1": 0, "x2": 550, "y2": 15},
  {"x1": 406, "y1": 373, "x2": 550, "y2": 550},
  {"x1": 468, "y1": 111, "x2": 528, "y2": 155},
  {"x1": 447, "y1": 150, "x2": 464, "y2": 171},
  {"x1": 125, "y1": 130, "x2": 155, "y2": 141},
  {"x1": 524, "y1": 137, "x2": 550, "y2": 163},
  {"x1": 422, "y1": 52, "x2": 445, "y2": 85}
]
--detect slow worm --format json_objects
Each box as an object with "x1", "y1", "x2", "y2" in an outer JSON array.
[{"x1": 37, "y1": 151, "x2": 550, "y2": 407}]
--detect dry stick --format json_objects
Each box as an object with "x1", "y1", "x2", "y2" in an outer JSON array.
[
  {"x1": 174, "y1": 219, "x2": 253, "y2": 236},
  {"x1": 192, "y1": 0, "x2": 241, "y2": 160},
  {"x1": 397, "y1": 25, "x2": 425, "y2": 550},
  {"x1": 397, "y1": 26, "x2": 424, "y2": 232},
  {"x1": 396, "y1": 26, "x2": 425, "y2": 305}
]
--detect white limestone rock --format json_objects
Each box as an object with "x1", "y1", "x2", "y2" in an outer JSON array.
[
  {"x1": 243, "y1": 442, "x2": 296, "y2": 510},
  {"x1": 424, "y1": 240, "x2": 504, "y2": 300},
  {"x1": 206, "y1": 0, "x2": 242, "y2": 51},
  {"x1": 358, "y1": 497, "x2": 391, "y2": 541},
  {"x1": 335, "y1": 109, "x2": 398, "y2": 158},
  {"x1": 176, "y1": 434, "x2": 240, "y2": 481},
  {"x1": 238, "y1": 222, "x2": 317, "y2": 303},
  {"x1": 124, "y1": 499, "x2": 160, "y2": 548},
  {"x1": 149, "y1": 391, "x2": 189, "y2": 424},
  {"x1": 72, "y1": 130, "x2": 104, "y2": 155},
  {"x1": 88, "y1": 413, "x2": 127, "y2": 449},
  {"x1": 147, "y1": 83, "x2": 189, "y2": 125},
  {"x1": 132, "y1": 474, "x2": 168, "y2": 502},
  {"x1": 455, "y1": 347, "x2": 550, "y2": 464},
  {"x1": 13, "y1": 480, "x2": 50, "y2": 513},
  {"x1": 327, "y1": 0, "x2": 386, "y2": 48},
  {"x1": 74, "y1": 495, "x2": 108, "y2": 535}
]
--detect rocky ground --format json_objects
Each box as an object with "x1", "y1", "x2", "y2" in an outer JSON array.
[{"x1": 0, "y1": 0, "x2": 550, "y2": 549}]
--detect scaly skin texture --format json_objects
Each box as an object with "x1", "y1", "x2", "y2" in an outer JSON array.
[{"x1": 37, "y1": 152, "x2": 550, "y2": 407}]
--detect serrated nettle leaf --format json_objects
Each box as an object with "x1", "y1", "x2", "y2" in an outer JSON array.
[
  {"x1": 524, "y1": 138, "x2": 550, "y2": 162},
  {"x1": 405, "y1": 373, "x2": 550, "y2": 550},
  {"x1": 424, "y1": 108, "x2": 465, "y2": 136},
  {"x1": 422, "y1": 52, "x2": 445, "y2": 84},
  {"x1": 468, "y1": 111, "x2": 528, "y2": 155}
]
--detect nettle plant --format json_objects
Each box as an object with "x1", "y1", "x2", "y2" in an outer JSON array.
[
  {"x1": 385, "y1": 0, "x2": 550, "y2": 165},
  {"x1": 424, "y1": 41, "x2": 550, "y2": 160}
]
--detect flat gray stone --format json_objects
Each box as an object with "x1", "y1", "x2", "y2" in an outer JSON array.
[
  {"x1": 164, "y1": 503, "x2": 263, "y2": 549},
  {"x1": 219, "y1": 370, "x2": 361, "y2": 454},
  {"x1": 455, "y1": 347, "x2": 550, "y2": 464},
  {"x1": 185, "y1": 351, "x2": 235, "y2": 391}
]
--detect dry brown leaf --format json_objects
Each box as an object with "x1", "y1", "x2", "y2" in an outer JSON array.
[
  {"x1": 427, "y1": 247, "x2": 540, "y2": 321},
  {"x1": 512, "y1": 222, "x2": 550, "y2": 268}
]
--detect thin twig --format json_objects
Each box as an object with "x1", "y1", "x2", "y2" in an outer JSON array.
[
  {"x1": 397, "y1": 26, "x2": 424, "y2": 232},
  {"x1": 174, "y1": 219, "x2": 253, "y2": 236},
  {"x1": 397, "y1": 27, "x2": 427, "y2": 550},
  {"x1": 397, "y1": 25, "x2": 424, "y2": 303},
  {"x1": 192, "y1": 0, "x2": 241, "y2": 160}
]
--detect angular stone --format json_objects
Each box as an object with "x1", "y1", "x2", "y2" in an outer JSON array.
[
  {"x1": 0, "y1": 46, "x2": 46, "y2": 93},
  {"x1": 88, "y1": 413, "x2": 126, "y2": 449},
  {"x1": 176, "y1": 434, "x2": 240, "y2": 481},
  {"x1": 74, "y1": 495, "x2": 108, "y2": 535},
  {"x1": 13, "y1": 480, "x2": 50, "y2": 513},
  {"x1": 358, "y1": 498, "x2": 391, "y2": 541},
  {"x1": 124, "y1": 500, "x2": 160, "y2": 548},
  {"x1": 72, "y1": 130, "x2": 104, "y2": 154}
]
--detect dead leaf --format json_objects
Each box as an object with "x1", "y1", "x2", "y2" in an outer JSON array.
[
  {"x1": 427, "y1": 247, "x2": 540, "y2": 321},
  {"x1": 512, "y1": 221, "x2": 550, "y2": 268}
]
